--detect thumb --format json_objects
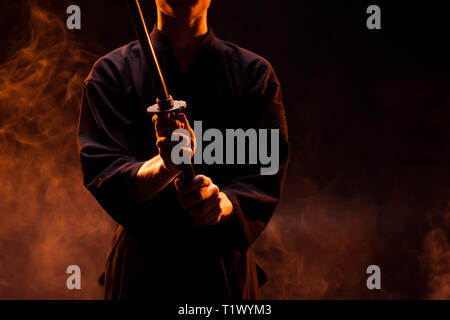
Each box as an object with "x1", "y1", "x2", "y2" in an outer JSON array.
[
  {"x1": 174, "y1": 177, "x2": 183, "y2": 191},
  {"x1": 177, "y1": 112, "x2": 195, "y2": 152}
]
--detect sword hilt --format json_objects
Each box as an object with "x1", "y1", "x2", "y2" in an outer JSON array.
[
  {"x1": 147, "y1": 102, "x2": 196, "y2": 182},
  {"x1": 179, "y1": 163, "x2": 196, "y2": 181}
]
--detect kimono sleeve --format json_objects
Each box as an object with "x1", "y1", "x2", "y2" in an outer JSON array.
[
  {"x1": 219, "y1": 61, "x2": 290, "y2": 252},
  {"x1": 77, "y1": 78, "x2": 146, "y2": 228}
]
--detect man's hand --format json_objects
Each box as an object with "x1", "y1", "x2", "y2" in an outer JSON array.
[
  {"x1": 133, "y1": 113, "x2": 194, "y2": 204},
  {"x1": 174, "y1": 175, "x2": 234, "y2": 225},
  {"x1": 152, "y1": 112, "x2": 196, "y2": 175}
]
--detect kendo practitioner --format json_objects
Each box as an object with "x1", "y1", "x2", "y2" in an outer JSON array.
[{"x1": 77, "y1": 0, "x2": 289, "y2": 300}]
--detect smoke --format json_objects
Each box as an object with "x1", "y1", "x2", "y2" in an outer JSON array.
[
  {"x1": 255, "y1": 175, "x2": 385, "y2": 299},
  {"x1": 422, "y1": 199, "x2": 450, "y2": 299},
  {"x1": 0, "y1": 3, "x2": 114, "y2": 299},
  {"x1": 255, "y1": 75, "x2": 450, "y2": 299}
]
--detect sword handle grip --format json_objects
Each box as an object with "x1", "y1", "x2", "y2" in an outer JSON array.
[{"x1": 180, "y1": 163, "x2": 196, "y2": 182}]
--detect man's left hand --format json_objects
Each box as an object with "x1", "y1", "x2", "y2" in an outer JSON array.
[{"x1": 174, "y1": 175, "x2": 234, "y2": 225}]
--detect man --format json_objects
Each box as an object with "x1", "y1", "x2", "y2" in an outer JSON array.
[{"x1": 78, "y1": 0, "x2": 289, "y2": 300}]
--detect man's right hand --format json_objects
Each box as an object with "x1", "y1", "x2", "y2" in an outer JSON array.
[{"x1": 152, "y1": 112, "x2": 196, "y2": 175}]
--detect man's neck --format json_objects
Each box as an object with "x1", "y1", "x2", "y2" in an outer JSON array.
[{"x1": 156, "y1": 12, "x2": 208, "y2": 50}]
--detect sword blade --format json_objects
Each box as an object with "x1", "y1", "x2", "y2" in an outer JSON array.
[{"x1": 127, "y1": 0, "x2": 172, "y2": 108}]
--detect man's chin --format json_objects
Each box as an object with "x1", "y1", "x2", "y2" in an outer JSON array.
[
  {"x1": 166, "y1": 0, "x2": 198, "y2": 10},
  {"x1": 166, "y1": 8, "x2": 195, "y2": 20}
]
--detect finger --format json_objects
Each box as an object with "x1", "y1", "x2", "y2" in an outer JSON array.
[
  {"x1": 171, "y1": 132, "x2": 194, "y2": 158},
  {"x1": 178, "y1": 175, "x2": 212, "y2": 195},
  {"x1": 177, "y1": 113, "x2": 195, "y2": 149},
  {"x1": 177, "y1": 113, "x2": 191, "y2": 131},
  {"x1": 192, "y1": 200, "x2": 221, "y2": 225},
  {"x1": 181, "y1": 184, "x2": 219, "y2": 207},
  {"x1": 189, "y1": 193, "x2": 221, "y2": 219},
  {"x1": 171, "y1": 147, "x2": 194, "y2": 167},
  {"x1": 174, "y1": 177, "x2": 183, "y2": 191},
  {"x1": 156, "y1": 136, "x2": 169, "y2": 149},
  {"x1": 152, "y1": 113, "x2": 170, "y2": 124},
  {"x1": 171, "y1": 131, "x2": 192, "y2": 147},
  {"x1": 155, "y1": 116, "x2": 176, "y2": 131},
  {"x1": 156, "y1": 136, "x2": 177, "y2": 152},
  {"x1": 155, "y1": 119, "x2": 184, "y2": 137}
]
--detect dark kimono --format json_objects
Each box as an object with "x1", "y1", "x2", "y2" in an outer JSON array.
[{"x1": 77, "y1": 27, "x2": 289, "y2": 300}]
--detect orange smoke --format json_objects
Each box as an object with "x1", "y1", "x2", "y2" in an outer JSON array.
[
  {"x1": 0, "y1": 3, "x2": 113, "y2": 299},
  {"x1": 254, "y1": 79, "x2": 450, "y2": 299},
  {"x1": 255, "y1": 177, "x2": 384, "y2": 299},
  {"x1": 255, "y1": 178, "x2": 450, "y2": 299},
  {"x1": 422, "y1": 200, "x2": 450, "y2": 299}
]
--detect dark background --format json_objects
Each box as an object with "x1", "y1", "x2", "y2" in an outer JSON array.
[{"x1": 0, "y1": 0, "x2": 449, "y2": 299}]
